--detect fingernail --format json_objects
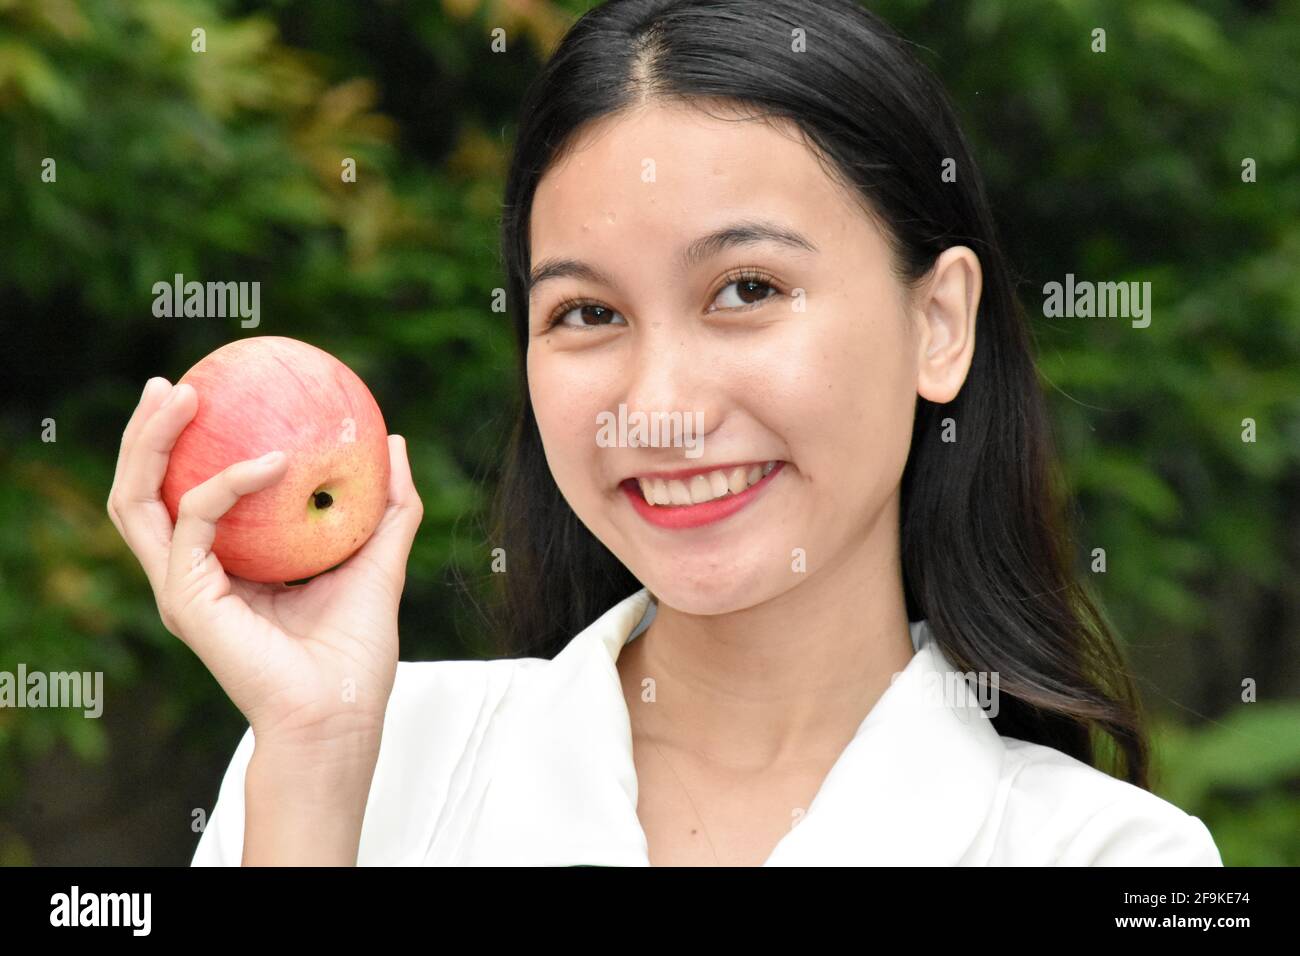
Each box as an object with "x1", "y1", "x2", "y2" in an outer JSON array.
[
  {"x1": 159, "y1": 385, "x2": 181, "y2": 409},
  {"x1": 258, "y1": 451, "x2": 284, "y2": 465}
]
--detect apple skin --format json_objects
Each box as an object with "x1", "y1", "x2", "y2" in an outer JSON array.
[{"x1": 161, "y1": 336, "x2": 391, "y2": 583}]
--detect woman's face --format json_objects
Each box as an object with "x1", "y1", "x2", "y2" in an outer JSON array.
[{"x1": 526, "y1": 101, "x2": 976, "y2": 616}]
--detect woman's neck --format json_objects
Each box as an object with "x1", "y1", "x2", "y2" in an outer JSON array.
[{"x1": 617, "y1": 529, "x2": 915, "y2": 774}]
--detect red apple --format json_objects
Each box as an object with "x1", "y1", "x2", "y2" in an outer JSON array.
[{"x1": 161, "y1": 336, "x2": 390, "y2": 583}]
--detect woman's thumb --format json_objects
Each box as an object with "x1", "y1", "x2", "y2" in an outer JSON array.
[{"x1": 346, "y1": 435, "x2": 423, "y2": 593}]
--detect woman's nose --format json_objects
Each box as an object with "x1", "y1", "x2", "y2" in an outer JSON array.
[{"x1": 616, "y1": 329, "x2": 722, "y2": 459}]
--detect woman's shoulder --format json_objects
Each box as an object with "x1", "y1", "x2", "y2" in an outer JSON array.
[
  {"x1": 989, "y1": 735, "x2": 1223, "y2": 865},
  {"x1": 386, "y1": 655, "x2": 541, "y2": 715}
]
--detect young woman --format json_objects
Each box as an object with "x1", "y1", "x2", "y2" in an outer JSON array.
[{"x1": 108, "y1": 0, "x2": 1222, "y2": 865}]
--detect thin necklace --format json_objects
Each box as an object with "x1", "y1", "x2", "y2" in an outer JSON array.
[
  {"x1": 638, "y1": 705, "x2": 724, "y2": 866},
  {"x1": 629, "y1": 643, "x2": 724, "y2": 866}
]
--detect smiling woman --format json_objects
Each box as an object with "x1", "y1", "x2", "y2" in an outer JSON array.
[
  {"x1": 480, "y1": 0, "x2": 1223, "y2": 866},
  {"x1": 180, "y1": 0, "x2": 1223, "y2": 868}
]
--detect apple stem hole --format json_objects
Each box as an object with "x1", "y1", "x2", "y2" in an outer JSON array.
[{"x1": 313, "y1": 491, "x2": 333, "y2": 510}]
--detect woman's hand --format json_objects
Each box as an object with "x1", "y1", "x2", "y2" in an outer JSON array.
[{"x1": 106, "y1": 377, "x2": 423, "y2": 753}]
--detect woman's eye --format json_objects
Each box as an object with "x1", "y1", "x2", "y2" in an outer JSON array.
[
  {"x1": 547, "y1": 275, "x2": 778, "y2": 330},
  {"x1": 553, "y1": 303, "x2": 627, "y2": 329},
  {"x1": 712, "y1": 276, "x2": 778, "y2": 310}
]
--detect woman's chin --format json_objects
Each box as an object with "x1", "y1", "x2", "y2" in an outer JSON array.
[{"x1": 640, "y1": 564, "x2": 791, "y2": 617}]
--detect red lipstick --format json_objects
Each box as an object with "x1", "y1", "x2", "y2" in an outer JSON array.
[{"x1": 620, "y1": 461, "x2": 785, "y2": 530}]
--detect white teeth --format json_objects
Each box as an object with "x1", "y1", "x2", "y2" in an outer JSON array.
[{"x1": 636, "y1": 461, "x2": 780, "y2": 507}]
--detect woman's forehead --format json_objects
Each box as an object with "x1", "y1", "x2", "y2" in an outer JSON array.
[{"x1": 530, "y1": 105, "x2": 865, "y2": 259}]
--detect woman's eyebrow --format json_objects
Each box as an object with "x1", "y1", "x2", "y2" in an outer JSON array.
[
  {"x1": 679, "y1": 219, "x2": 819, "y2": 271},
  {"x1": 527, "y1": 218, "x2": 818, "y2": 297}
]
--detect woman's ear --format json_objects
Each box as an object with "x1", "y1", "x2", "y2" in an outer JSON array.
[{"x1": 913, "y1": 245, "x2": 982, "y2": 404}]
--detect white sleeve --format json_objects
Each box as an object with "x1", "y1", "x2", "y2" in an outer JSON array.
[
  {"x1": 187, "y1": 658, "x2": 512, "y2": 866},
  {"x1": 1061, "y1": 798, "x2": 1224, "y2": 866},
  {"x1": 191, "y1": 725, "x2": 256, "y2": 866}
]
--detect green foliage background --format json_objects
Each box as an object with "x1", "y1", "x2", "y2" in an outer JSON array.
[{"x1": 0, "y1": 0, "x2": 1296, "y2": 864}]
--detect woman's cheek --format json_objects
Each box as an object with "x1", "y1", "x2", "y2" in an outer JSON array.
[
  {"x1": 827, "y1": 337, "x2": 916, "y2": 511},
  {"x1": 760, "y1": 304, "x2": 910, "y2": 492},
  {"x1": 529, "y1": 367, "x2": 572, "y2": 471},
  {"x1": 532, "y1": 364, "x2": 608, "y2": 505},
  {"x1": 743, "y1": 316, "x2": 853, "y2": 443}
]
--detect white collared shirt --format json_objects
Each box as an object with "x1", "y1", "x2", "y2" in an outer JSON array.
[{"x1": 191, "y1": 587, "x2": 1223, "y2": 866}]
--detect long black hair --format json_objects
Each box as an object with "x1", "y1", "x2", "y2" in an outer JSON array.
[{"x1": 484, "y1": 0, "x2": 1151, "y2": 787}]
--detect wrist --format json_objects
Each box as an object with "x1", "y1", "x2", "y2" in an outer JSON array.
[
  {"x1": 248, "y1": 732, "x2": 382, "y2": 798},
  {"x1": 251, "y1": 710, "x2": 386, "y2": 756}
]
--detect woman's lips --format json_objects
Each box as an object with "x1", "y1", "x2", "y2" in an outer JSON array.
[{"x1": 620, "y1": 461, "x2": 785, "y2": 530}]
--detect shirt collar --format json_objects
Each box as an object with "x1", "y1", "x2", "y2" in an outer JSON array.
[{"x1": 457, "y1": 587, "x2": 1007, "y2": 865}]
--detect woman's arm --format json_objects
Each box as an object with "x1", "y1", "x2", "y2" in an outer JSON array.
[{"x1": 242, "y1": 732, "x2": 383, "y2": 866}]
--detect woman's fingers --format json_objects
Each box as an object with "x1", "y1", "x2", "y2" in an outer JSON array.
[
  {"x1": 117, "y1": 383, "x2": 196, "y2": 508},
  {"x1": 344, "y1": 435, "x2": 423, "y2": 600},
  {"x1": 108, "y1": 377, "x2": 171, "y2": 539},
  {"x1": 163, "y1": 451, "x2": 290, "y2": 642},
  {"x1": 110, "y1": 383, "x2": 198, "y2": 595},
  {"x1": 111, "y1": 377, "x2": 171, "y2": 496}
]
